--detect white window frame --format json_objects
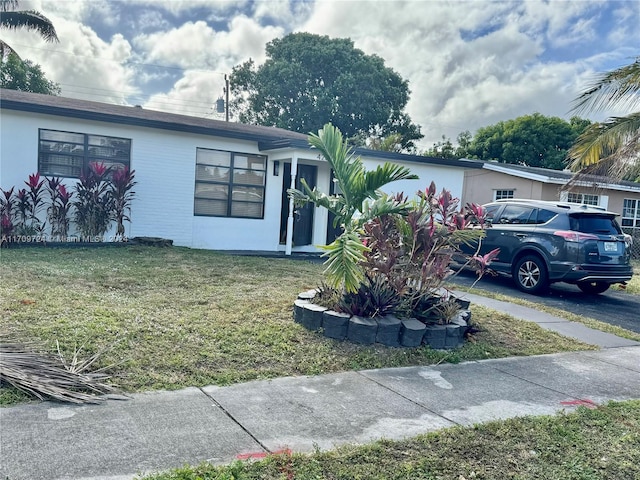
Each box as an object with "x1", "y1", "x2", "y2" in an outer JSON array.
[
  {"x1": 560, "y1": 191, "x2": 602, "y2": 207},
  {"x1": 622, "y1": 198, "x2": 640, "y2": 228},
  {"x1": 493, "y1": 189, "x2": 515, "y2": 201}
]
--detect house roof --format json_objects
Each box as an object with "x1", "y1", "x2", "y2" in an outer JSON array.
[
  {"x1": 481, "y1": 161, "x2": 640, "y2": 193},
  {"x1": 0, "y1": 88, "x2": 309, "y2": 144},
  {"x1": 0, "y1": 88, "x2": 481, "y2": 170}
]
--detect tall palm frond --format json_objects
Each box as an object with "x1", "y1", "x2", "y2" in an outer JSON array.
[
  {"x1": 568, "y1": 113, "x2": 640, "y2": 171},
  {"x1": 0, "y1": 0, "x2": 58, "y2": 58},
  {"x1": 319, "y1": 229, "x2": 369, "y2": 293},
  {"x1": 572, "y1": 57, "x2": 640, "y2": 114},
  {"x1": 568, "y1": 56, "x2": 640, "y2": 179}
]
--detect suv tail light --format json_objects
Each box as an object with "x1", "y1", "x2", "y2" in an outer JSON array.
[{"x1": 553, "y1": 230, "x2": 599, "y2": 242}]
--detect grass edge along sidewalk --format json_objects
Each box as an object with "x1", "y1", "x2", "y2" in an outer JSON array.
[{"x1": 138, "y1": 400, "x2": 640, "y2": 480}]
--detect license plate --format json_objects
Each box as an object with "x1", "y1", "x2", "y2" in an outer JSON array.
[{"x1": 603, "y1": 242, "x2": 617, "y2": 252}]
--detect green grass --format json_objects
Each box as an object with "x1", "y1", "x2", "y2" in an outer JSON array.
[
  {"x1": 624, "y1": 260, "x2": 640, "y2": 294},
  {"x1": 1, "y1": 246, "x2": 595, "y2": 405},
  {"x1": 139, "y1": 400, "x2": 640, "y2": 480}
]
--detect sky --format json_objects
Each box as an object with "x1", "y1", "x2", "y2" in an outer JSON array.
[{"x1": 4, "y1": 0, "x2": 639, "y2": 150}]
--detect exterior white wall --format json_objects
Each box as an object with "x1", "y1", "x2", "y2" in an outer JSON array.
[
  {"x1": 1, "y1": 108, "x2": 467, "y2": 252},
  {"x1": 0, "y1": 109, "x2": 278, "y2": 249},
  {"x1": 361, "y1": 157, "x2": 466, "y2": 201}
]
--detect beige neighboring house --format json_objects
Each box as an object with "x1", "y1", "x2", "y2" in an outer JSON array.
[{"x1": 462, "y1": 161, "x2": 640, "y2": 235}]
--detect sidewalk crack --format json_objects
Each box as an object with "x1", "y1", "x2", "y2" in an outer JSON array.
[{"x1": 198, "y1": 387, "x2": 271, "y2": 454}]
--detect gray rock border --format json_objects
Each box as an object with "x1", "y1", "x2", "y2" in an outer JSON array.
[{"x1": 294, "y1": 291, "x2": 471, "y2": 350}]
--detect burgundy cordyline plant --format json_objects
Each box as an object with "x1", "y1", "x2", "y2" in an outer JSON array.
[
  {"x1": 46, "y1": 177, "x2": 73, "y2": 238},
  {"x1": 73, "y1": 162, "x2": 114, "y2": 238},
  {"x1": 0, "y1": 187, "x2": 15, "y2": 237},
  {"x1": 13, "y1": 173, "x2": 47, "y2": 235},
  {"x1": 109, "y1": 166, "x2": 136, "y2": 237},
  {"x1": 356, "y1": 181, "x2": 497, "y2": 323}
]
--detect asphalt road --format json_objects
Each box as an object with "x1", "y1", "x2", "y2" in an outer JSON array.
[{"x1": 449, "y1": 270, "x2": 640, "y2": 334}]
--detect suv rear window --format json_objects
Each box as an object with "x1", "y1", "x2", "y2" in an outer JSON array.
[{"x1": 569, "y1": 214, "x2": 622, "y2": 235}]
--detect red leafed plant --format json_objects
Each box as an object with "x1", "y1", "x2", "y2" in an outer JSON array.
[
  {"x1": 353, "y1": 181, "x2": 495, "y2": 323},
  {"x1": 73, "y1": 162, "x2": 114, "y2": 238},
  {"x1": 46, "y1": 177, "x2": 74, "y2": 238},
  {"x1": 109, "y1": 167, "x2": 136, "y2": 237}
]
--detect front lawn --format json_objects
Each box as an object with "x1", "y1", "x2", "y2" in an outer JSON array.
[
  {"x1": 140, "y1": 400, "x2": 640, "y2": 480},
  {"x1": 0, "y1": 246, "x2": 594, "y2": 404}
]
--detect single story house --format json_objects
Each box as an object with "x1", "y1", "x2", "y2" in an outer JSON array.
[
  {"x1": 462, "y1": 161, "x2": 640, "y2": 233},
  {"x1": 0, "y1": 88, "x2": 480, "y2": 254}
]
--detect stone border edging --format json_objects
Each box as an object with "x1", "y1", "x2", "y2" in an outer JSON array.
[{"x1": 294, "y1": 291, "x2": 471, "y2": 349}]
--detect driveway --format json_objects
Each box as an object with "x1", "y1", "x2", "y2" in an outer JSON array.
[{"x1": 449, "y1": 270, "x2": 640, "y2": 334}]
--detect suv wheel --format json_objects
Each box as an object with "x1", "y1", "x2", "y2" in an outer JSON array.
[
  {"x1": 513, "y1": 255, "x2": 549, "y2": 294},
  {"x1": 577, "y1": 281, "x2": 610, "y2": 295}
]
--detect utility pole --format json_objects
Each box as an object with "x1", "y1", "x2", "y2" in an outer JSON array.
[{"x1": 224, "y1": 74, "x2": 229, "y2": 122}]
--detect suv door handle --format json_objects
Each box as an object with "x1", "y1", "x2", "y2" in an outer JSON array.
[{"x1": 515, "y1": 233, "x2": 527, "y2": 238}]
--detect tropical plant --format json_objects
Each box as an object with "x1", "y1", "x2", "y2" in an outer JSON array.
[
  {"x1": 337, "y1": 274, "x2": 402, "y2": 318},
  {"x1": 288, "y1": 123, "x2": 418, "y2": 292},
  {"x1": 46, "y1": 177, "x2": 73, "y2": 238},
  {"x1": 73, "y1": 162, "x2": 114, "y2": 238},
  {"x1": 0, "y1": 186, "x2": 14, "y2": 236},
  {"x1": 0, "y1": 0, "x2": 58, "y2": 59},
  {"x1": 11, "y1": 172, "x2": 46, "y2": 235},
  {"x1": 108, "y1": 167, "x2": 136, "y2": 237},
  {"x1": 359, "y1": 184, "x2": 494, "y2": 321},
  {"x1": 567, "y1": 56, "x2": 640, "y2": 179}
]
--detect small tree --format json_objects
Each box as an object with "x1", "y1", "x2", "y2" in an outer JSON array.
[{"x1": 289, "y1": 123, "x2": 418, "y2": 292}]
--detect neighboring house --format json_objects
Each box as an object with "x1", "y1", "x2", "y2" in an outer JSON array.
[
  {"x1": 463, "y1": 161, "x2": 640, "y2": 232},
  {"x1": 0, "y1": 89, "x2": 480, "y2": 254}
]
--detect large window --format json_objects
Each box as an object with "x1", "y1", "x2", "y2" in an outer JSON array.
[
  {"x1": 194, "y1": 148, "x2": 267, "y2": 219},
  {"x1": 38, "y1": 129, "x2": 131, "y2": 178},
  {"x1": 622, "y1": 198, "x2": 640, "y2": 227}
]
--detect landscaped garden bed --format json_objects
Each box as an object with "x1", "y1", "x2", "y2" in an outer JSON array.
[
  {"x1": 284, "y1": 124, "x2": 498, "y2": 351},
  {"x1": 294, "y1": 289, "x2": 471, "y2": 349}
]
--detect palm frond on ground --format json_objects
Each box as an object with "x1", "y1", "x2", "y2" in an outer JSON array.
[{"x1": 0, "y1": 339, "x2": 123, "y2": 404}]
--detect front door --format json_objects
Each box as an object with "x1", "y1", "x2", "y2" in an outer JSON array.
[{"x1": 279, "y1": 163, "x2": 317, "y2": 246}]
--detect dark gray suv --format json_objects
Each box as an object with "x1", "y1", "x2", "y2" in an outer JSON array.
[{"x1": 473, "y1": 199, "x2": 633, "y2": 294}]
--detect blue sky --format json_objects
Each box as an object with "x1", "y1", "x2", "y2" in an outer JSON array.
[{"x1": 5, "y1": 0, "x2": 639, "y2": 148}]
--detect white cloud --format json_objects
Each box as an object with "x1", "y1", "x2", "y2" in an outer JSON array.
[{"x1": 7, "y1": 0, "x2": 635, "y2": 152}]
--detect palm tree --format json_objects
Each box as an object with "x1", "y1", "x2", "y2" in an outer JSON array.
[
  {"x1": 567, "y1": 56, "x2": 640, "y2": 179},
  {"x1": 288, "y1": 123, "x2": 418, "y2": 292},
  {"x1": 0, "y1": 0, "x2": 58, "y2": 59}
]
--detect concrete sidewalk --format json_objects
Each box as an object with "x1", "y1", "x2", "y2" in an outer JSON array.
[{"x1": 1, "y1": 296, "x2": 639, "y2": 480}]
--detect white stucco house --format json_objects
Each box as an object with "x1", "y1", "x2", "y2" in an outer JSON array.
[{"x1": 0, "y1": 88, "x2": 479, "y2": 254}]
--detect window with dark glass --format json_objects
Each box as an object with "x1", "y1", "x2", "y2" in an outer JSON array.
[
  {"x1": 38, "y1": 129, "x2": 131, "y2": 178},
  {"x1": 495, "y1": 205, "x2": 536, "y2": 224},
  {"x1": 194, "y1": 148, "x2": 266, "y2": 219},
  {"x1": 494, "y1": 189, "x2": 515, "y2": 200}
]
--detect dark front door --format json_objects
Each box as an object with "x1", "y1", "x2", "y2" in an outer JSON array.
[
  {"x1": 279, "y1": 163, "x2": 317, "y2": 246},
  {"x1": 326, "y1": 169, "x2": 343, "y2": 244}
]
